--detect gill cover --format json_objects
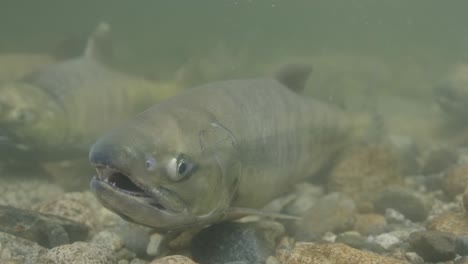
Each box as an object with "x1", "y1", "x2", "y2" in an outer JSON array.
[{"x1": 199, "y1": 121, "x2": 240, "y2": 201}]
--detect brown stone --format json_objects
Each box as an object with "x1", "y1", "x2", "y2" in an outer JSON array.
[
  {"x1": 150, "y1": 255, "x2": 197, "y2": 264},
  {"x1": 354, "y1": 213, "x2": 387, "y2": 236},
  {"x1": 427, "y1": 212, "x2": 468, "y2": 236},
  {"x1": 283, "y1": 243, "x2": 407, "y2": 264},
  {"x1": 328, "y1": 145, "x2": 402, "y2": 212},
  {"x1": 442, "y1": 164, "x2": 468, "y2": 199}
]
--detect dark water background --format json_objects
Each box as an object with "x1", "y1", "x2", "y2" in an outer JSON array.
[{"x1": 1, "y1": 0, "x2": 467, "y2": 91}]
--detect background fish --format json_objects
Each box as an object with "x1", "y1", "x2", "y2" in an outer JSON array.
[
  {"x1": 0, "y1": 22, "x2": 182, "y2": 188},
  {"x1": 89, "y1": 65, "x2": 351, "y2": 231}
]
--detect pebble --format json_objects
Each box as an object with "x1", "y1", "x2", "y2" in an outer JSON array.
[
  {"x1": 427, "y1": 212, "x2": 468, "y2": 236},
  {"x1": 370, "y1": 233, "x2": 401, "y2": 250},
  {"x1": 0, "y1": 205, "x2": 89, "y2": 248},
  {"x1": 354, "y1": 213, "x2": 388, "y2": 235},
  {"x1": 168, "y1": 228, "x2": 204, "y2": 251},
  {"x1": 421, "y1": 148, "x2": 458, "y2": 175},
  {"x1": 456, "y1": 257, "x2": 468, "y2": 264},
  {"x1": 335, "y1": 231, "x2": 366, "y2": 248},
  {"x1": 385, "y1": 208, "x2": 408, "y2": 224},
  {"x1": 463, "y1": 186, "x2": 468, "y2": 212},
  {"x1": 335, "y1": 231, "x2": 385, "y2": 253},
  {"x1": 91, "y1": 231, "x2": 124, "y2": 252},
  {"x1": 282, "y1": 242, "x2": 407, "y2": 264},
  {"x1": 34, "y1": 192, "x2": 99, "y2": 233},
  {"x1": 408, "y1": 230, "x2": 458, "y2": 262},
  {"x1": 296, "y1": 192, "x2": 356, "y2": 239},
  {"x1": 283, "y1": 183, "x2": 324, "y2": 216},
  {"x1": 129, "y1": 259, "x2": 149, "y2": 264},
  {"x1": 111, "y1": 222, "x2": 153, "y2": 257},
  {"x1": 0, "y1": 231, "x2": 48, "y2": 264},
  {"x1": 0, "y1": 179, "x2": 64, "y2": 209},
  {"x1": 328, "y1": 145, "x2": 403, "y2": 212},
  {"x1": 146, "y1": 233, "x2": 165, "y2": 257},
  {"x1": 149, "y1": 255, "x2": 196, "y2": 264},
  {"x1": 404, "y1": 252, "x2": 424, "y2": 264},
  {"x1": 266, "y1": 256, "x2": 281, "y2": 264},
  {"x1": 442, "y1": 164, "x2": 468, "y2": 198},
  {"x1": 191, "y1": 221, "x2": 283, "y2": 264},
  {"x1": 456, "y1": 235, "x2": 468, "y2": 256},
  {"x1": 39, "y1": 242, "x2": 117, "y2": 264},
  {"x1": 374, "y1": 186, "x2": 429, "y2": 222}
]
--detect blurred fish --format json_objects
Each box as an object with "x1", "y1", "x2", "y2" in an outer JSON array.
[
  {"x1": 434, "y1": 64, "x2": 468, "y2": 125},
  {"x1": 0, "y1": 53, "x2": 55, "y2": 83},
  {"x1": 0, "y1": 22, "x2": 181, "y2": 161},
  {"x1": 89, "y1": 65, "x2": 350, "y2": 231}
]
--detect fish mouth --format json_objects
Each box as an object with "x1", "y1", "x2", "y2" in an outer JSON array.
[{"x1": 92, "y1": 164, "x2": 186, "y2": 213}]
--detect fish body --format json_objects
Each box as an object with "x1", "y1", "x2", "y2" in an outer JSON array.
[
  {"x1": 0, "y1": 23, "x2": 180, "y2": 161},
  {"x1": 89, "y1": 66, "x2": 350, "y2": 231}
]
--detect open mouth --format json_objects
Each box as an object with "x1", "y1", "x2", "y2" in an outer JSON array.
[{"x1": 94, "y1": 165, "x2": 167, "y2": 210}]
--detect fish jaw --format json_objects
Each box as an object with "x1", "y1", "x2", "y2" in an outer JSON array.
[{"x1": 89, "y1": 162, "x2": 194, "y2": 230}]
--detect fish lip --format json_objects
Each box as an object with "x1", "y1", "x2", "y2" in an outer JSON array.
[{"x1": 91, "y1": 162, "x2": 186, "y2": 213}]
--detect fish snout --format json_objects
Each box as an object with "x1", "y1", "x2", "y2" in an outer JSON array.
[{"x1": 89, "y1": 139, "x2": 141, "y2": 172}]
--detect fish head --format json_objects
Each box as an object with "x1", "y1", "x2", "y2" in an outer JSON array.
[
  {"x1": 0, "y1": 82, "x2": 67, "y2": 152},
  {"x1": 89, "y1": 110, "x2": 240, "y2": 231}
]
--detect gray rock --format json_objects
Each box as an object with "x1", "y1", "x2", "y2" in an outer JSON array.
[
  {"x1": 456, "y1": 256, "x2": 468, "y2": 264},
  {"x1": 34, "y1": 191, "x2": 101, "y2": 233},
  {"x1": 111, "y1": 222, "x2": 153, "y2": 257},
  {"x1": 408, "y1": 230, "x2": 458, "y2": 262},
  {"x1": 91, "y1": 231, "x2": 124, "y2": 252},
  {"x1": 374, "y1": 186, "x2": 429, "y2": 222},
  {"x1": 385, "y1": 208, "x2": 407, "y2": 224},
  {"x1": 370, "y1": 233, "x2": 401, "y2": 250},
  {"x1": 129, "y1": 259, "x2": 148, "y2": 264},
  {"x1": 335, "y1": 231, "x2": 385, "y2": 253},
  {"x1": 191, "y1": 221, "x2": 283, "y2": 264},
  {"x1": 0, "y1": 205, "x2": 89, "y2": 248},
  {"x1": 296, "y1": 192, "x2": 356, "y2": 239},
  {"x1": 282, "y1": 183, "x2": 324, "y2": 216},
  {"x1": 404, "y1": 252, "x2": 424, "y2": 264},
  {"x1": 0, "y1": 231, "x2": 48, "y2": 264},
  {"x1": 146, "y1": 233, "x2": 164, "y2": 257},
  {"x1": 455, "y1": 235, "x2": 468, "y2": 256},
  {"x1": 421, "y1": 148, "x2": 458, "y2": 175}
]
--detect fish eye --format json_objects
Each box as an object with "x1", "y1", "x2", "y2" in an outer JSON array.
[
  {"x1": 145, "y1": 156, "x2": 157, "y2": 171},
  {"x1": 167, "y1": 153, "x2": 195, "y2": 181}
]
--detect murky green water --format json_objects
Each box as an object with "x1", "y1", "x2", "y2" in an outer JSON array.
[
  {"x1": 2, "y1": 2, "x2": 468, "y2": 262},
  {"x1": 1, "y1": 1, "x2": 467, "y2": 84}
]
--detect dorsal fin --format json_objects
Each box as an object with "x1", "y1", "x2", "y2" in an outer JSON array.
[
  {"x1": 275, "y1": 64, "x2": 312, "y2": 93},
  {"x1": 83, "y1": 22, "x2": 114, "y2": 65}
]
